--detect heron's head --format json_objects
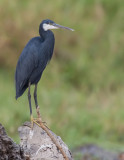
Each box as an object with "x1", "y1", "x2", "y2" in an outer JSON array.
[{"x1": 41, "y1": 19, "x2": 74, "y2": 31}]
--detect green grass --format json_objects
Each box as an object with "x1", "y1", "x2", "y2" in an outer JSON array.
[
  {"x1": 0, "y1": 68, "x2": 124, "y2": 151},
  {"x1": 0, "y1": 0, "x2": 124, "y2": 152}
]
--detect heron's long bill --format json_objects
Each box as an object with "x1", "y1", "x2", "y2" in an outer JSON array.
[{"x1": 53, "y1": 23, "x2": 74, "y2": 31}]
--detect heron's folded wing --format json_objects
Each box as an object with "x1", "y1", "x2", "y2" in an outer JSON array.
[{"x1": 15, "y1": 42, "x2": 39, "y2": 94}]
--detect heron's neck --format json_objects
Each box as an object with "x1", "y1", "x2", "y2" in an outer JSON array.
[
  {"x1": 39, "y1": 27, "x2": 54, "y2": 40},
  {"x1": 39, "y1": 28, "x2": 55, "y2": 59}
]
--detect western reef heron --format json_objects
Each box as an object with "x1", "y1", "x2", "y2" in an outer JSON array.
[{"x1": 15, "y1": 19, "x2": 74, "y2": 126}]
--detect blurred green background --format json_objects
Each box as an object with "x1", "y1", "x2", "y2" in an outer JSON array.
[{"x1": 0, "y1": 0, "x2": 124, "y2": 152}]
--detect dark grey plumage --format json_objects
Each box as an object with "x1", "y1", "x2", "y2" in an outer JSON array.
[
  {"x1": 15, "y1": 20, "x2": 55, "y2": 99},
  {"x1": 15, "y1": 19, "x2": 73, "y2": 117}
]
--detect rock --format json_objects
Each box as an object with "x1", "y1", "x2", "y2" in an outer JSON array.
[
  {"x1": 0, "y1": 123, "x2": 24, "y2": 160},
  {"x1": 18, "y1": 122, "x2": 73, "y2": 160}
]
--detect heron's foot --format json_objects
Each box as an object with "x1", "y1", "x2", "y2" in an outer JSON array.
[
  {"x1": 31, "y1": 115, "x2": 50, "y2": 130},
  {"x1": 33, "y1": 118, "x2": 45, "y2": 124},
  {"x1": 35, "y1": 106, "x2": 50, "y2": 129},
  {"x1": 30, "y1": 115, "x2": 42, "y2": 129},
  {"x1": 33, "y1": 117, "x2": 50, "y2": 130}
]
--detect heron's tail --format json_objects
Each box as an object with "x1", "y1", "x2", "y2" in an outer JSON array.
[{"x1": 16, "y1": 85, "x2": 28, "y2": 100}]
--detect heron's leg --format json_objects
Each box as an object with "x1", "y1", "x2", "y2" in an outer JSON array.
[
  {"x1": 28, "y1": 82, "x2": 32, "y2": 116},
  {"x1": 28, "y1": 83, "x2": 42, "y2": 128},
  {"x1": 28, "y1": 82, "x2": 33, "y2": 128},
  {"x1": 34, "y1": 84, "x2": 38, "y2": 107},
  {"x1": 34, "y1": 84, "x2": 42, "y2": 121}
]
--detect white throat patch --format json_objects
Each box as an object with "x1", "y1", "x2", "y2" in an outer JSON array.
[{"x1": 43, "y1": 23, "x2": 58, "y2": 31}]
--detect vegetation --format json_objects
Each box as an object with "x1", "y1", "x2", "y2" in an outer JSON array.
[{"x1": 0, "y1": 0, "x2": 124, "y2": 151}]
